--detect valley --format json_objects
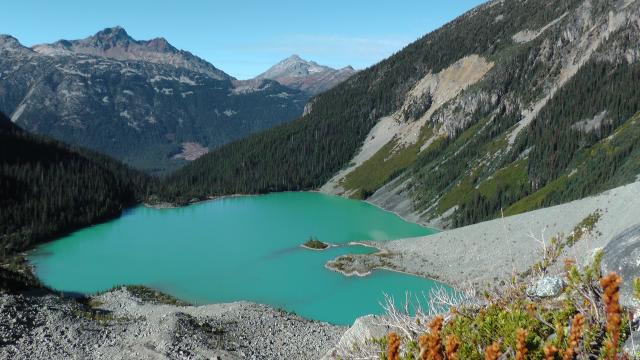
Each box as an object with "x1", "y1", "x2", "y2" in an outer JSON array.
[
  {"x1": 3, "y1": 0, "x2": 640, "y2": 358},
  {"x1": 0, "y1": 28, "x2": 355, "y2": 175}
]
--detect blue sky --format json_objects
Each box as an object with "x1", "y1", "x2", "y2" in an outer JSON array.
[{"x1": 1, "y1": 0, "x2": 486, "y2": 79}]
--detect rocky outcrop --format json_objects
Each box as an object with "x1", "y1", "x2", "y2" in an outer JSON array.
[
  {"x1": 623, "y1": 331, "x2": 640, "y2": 357},
  {"x1": 320, "y1": 55, "x2": 494, "y2": 197},
  {"x1": 601, "y1": 223, "x2": 640, "y2": 310},
  {"x1": 527, "y1": 277, "x2": 565, "y2": 298},
  {"x1": 322, "y1": 315, "x2": 391, "y2": 360}
]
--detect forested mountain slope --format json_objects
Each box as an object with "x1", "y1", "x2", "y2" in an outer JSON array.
[
  {"x1": 0, "y1": 113, "x2": 152, "y2": 253},
  {"x1": 158, "y1": 0, "x2": 640, "y2": 229},
  {"x1": 0, "y1": 28, "x2": 308, "y2": 175}
]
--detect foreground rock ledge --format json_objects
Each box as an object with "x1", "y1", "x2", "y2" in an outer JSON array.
[{"x1": 0, "y1": 287, "x2": 344, "y2": 360}]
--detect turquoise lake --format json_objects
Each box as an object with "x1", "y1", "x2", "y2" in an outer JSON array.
[{"x1": 29, "y1": 192, "x2": 444, "y2": 325}]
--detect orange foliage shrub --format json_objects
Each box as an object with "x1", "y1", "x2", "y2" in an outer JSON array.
[
  {"x1": 516, "y1": 328, "x2": 528, "y2": 360},
  {"x1": 600, "y1": 273, "x2": 622, "y2": 360},
  {"x1": 563, "y1": 313, "x2": 585, "y2": 360},
  {"x1": 445, "y1": 335, "x2": 461, "y2": 360},
  {"x1": 485, "y1": 342, "x2": 501, "y2": 360},
  {"x1": 544, "y1": 344, "x2": 558, "y2": 360},
  {"x1": 388, "y1": 332, "x2": 401, "y2": 360},
  {"x1": 419, "y1": 316, "x2": 444, "y2": 360}
]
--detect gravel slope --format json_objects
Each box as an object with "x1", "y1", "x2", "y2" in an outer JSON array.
[
  {"x1": 327, "y1": 181, "x2": 640, "y2": 289},
  {"x1": 0, "y1": 287, "x2": 344, "y2": 360}
]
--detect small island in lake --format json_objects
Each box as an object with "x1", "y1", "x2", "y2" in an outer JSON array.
[{"x1": 301, "y1": 237, "x2": 330, "y2": 250}]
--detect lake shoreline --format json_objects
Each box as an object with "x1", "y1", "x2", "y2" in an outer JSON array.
[
  {"x1": 0, "y1": 286, "x2": 344, "y2": 360},
  {"x1": 324, "y1": 241, "x2": 449, "y2": 286},
  {"x1": 143, "y1": 193, "x2": 253, "y2": 209},
  {"x1": 30, "y1": 191, "x2": 436, "y2": 326},
  {"x1": 325, "y1": 181, "x2": 640, "y2": 290}
]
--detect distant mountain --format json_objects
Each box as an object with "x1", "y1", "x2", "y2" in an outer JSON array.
[
  {"x1": 0, "y1": 112, "x2": 151, "y2": 253},
  {"x1": 32, "y1": 26, "x2": 232, "y2": 80},
  {"x1": 254, "y1": 55, "x2": 356, "y2": 95},
  {"x1": 158, "y1": 0, "x2": 640, "y2": 230},
  {"x1": 0, "y1": 29, "x2": 309, "y2": 174}
]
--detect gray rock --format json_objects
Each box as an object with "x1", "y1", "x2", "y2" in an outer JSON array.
[
  {"x1": 601, "y1": 224, "x2": 640, "y2": 310},
  {"x1": 527, "y1": 277, "x2": 565, "y2": 298},
  {"x1": 322, "y1": 315, "x2": 391, "y2": 360},
  {"x1": 623, "y1": 331, "x2": 640, "y2": 358},
  {"x1": 0, "y1": 288, "x2": 344, "y2": 360}
]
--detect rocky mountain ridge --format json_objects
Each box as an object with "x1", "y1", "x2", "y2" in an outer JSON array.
[
  {"x1": 254, "y1": 54, "x2": 356, "y2": 95},
  {"x1": 0, "y1": 31, "x2": 309, "y2": 174},
  {"x1": 32, "y1": 26, "x2": 232, "y2": 80}
]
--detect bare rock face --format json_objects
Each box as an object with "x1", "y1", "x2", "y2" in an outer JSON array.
[
  {"x1": 255, "y1": 55, "x2": 357, "y2": 95},
  {"x1": 623, "y1": 331, "x2": 640, "y2": 357},
  {"x1": 32, "y1": 26, "x2": 232, "y2": 80},
  {"x1": 322, "y1": 315, "x2": 391, "y2": 360},
  {"x1": 601, "y1": 224, "x2": 640, "y2": 310}
]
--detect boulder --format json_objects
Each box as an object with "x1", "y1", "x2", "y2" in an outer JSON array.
[
  {"x1": 527, "y1": 276, "x2": 565, "y2": 298},
  {"x1": 601, "y1": 224, "x2": 640, "y2": 310},
  {"x1": 322, "y1": 315, "x2": 391, "y2": 360},
  {"x1": 623, "y1": 331, "x2": 640, "y2": 358}
]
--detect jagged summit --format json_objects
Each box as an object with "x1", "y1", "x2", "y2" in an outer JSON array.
[
  {"x1": 32, "y1": 26, "x2": 232, "y2": 80},
  {"x1": 91, "y1": 26, "x2": 134, "y2": 45},
  {"x1": 257, "y1": 55, "x2": 332, "y2": 79},
  {"x1": 0, "y1": 35, "x2": 32, "y2": 53},
  {"x1": 255, "y1": 54, "x2": 357, "y2": 95}
]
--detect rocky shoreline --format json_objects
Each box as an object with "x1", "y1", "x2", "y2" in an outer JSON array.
[
  {"x1": 0, "y1": 287, "x2": 344, "y2": 360},
  {"x1": 324, "y1": 181, "x2": 640, "y2": 290}
]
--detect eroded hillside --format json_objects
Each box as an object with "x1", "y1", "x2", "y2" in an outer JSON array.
[{"x1": 325, "y1": 0, "x2": 640, "y2": 228}]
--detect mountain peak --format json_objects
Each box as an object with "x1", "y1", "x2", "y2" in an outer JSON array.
[
  {"x1": 95, "y1": 26, "x2": 129, "y2": 38},
  {"x1": 258, "y1": 55, "x2": 330, "y2": 80},
  {"x1": 0, "y1": 35, "x2": 34, "y2": 55},
  {"x1": 278, "y1": 54, "x2": 321, "y2": 68},
  {"x1": 146, "y1": 37, "x2": 175, "y2": 52},
  {"x1": 90, "y1": 26, "x2": 134, "y2": 48},
  {"x1": 0, "y1": 34, "x2": 22, "y2": 48},
  {"x1": 255, "y1": 55, "x2": 357, "y2": 95},
  {"x1": 31, "y1": 28, "x2": 232, "y2": 80}
]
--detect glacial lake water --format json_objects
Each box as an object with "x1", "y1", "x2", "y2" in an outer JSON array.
[{"x1": 29, "y1": 192, "x2": 444, "y2": 325}]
